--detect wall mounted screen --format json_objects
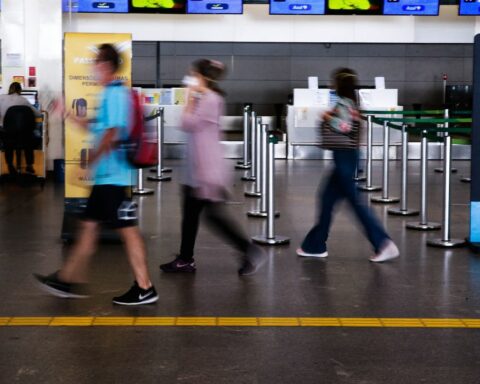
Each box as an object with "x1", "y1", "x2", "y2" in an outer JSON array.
[
  {"x1": 187, "y1": 0, "x2": 243, "y2": 14},
  {"x1": 128, "y1": 0, "x2": 186, "y2": 13},
  {"x1": 459, "y1": 0, "x2": 480, "y2": 15},
  {"x1": 325, "y1": 0, "x2": 383, "y2": 14},
  {"x1": 383, "y1": 0, "x2": 439, "y2": 15},
  {"x1": 269, "y1": 0, "x2": 326, "y2": 15},
  {"x1": 63, "y1": 0, "x2": 129, "y2": 12}
]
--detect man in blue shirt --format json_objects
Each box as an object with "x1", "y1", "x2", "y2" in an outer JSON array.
[{"x1": 35, "y1": 44, "x2": 158, "y2": 306}]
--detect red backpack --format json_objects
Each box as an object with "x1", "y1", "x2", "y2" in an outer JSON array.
[{"x1": 123, "y1": 89, "x2": 158, "y2": 168}]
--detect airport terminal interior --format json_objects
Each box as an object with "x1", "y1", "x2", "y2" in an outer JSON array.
[{"x1": 1, "y1": 0, "x2": 480, "y2": 383}]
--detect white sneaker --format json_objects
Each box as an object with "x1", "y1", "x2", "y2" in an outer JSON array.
[
  {"x1": 369, "y1": 240, "x2": 400, "y2": 263},
  {"x1": 296, "y1": 248, "x2": 328, "y2": 258}
]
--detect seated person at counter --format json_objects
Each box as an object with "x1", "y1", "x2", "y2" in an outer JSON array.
[{"x1": 0, "y1": 82, "x2": 41, "y2": 175}]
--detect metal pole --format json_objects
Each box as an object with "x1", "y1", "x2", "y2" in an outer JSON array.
[
  {"x1": 388, "y1": 125, "x2": 418, "y2": 216},
  {"x1": 358, "y1": 115, "x2": 381, "y2": 192},
  {"x1": 248, "y1": 124, "x2": 279, "y2": 217},
  {"x1": 371, "y1": 120, "x2": 399, "y2": 203},
  {"x1": 133, "y1": 168, "x2": 154, "y2": 195},
  {"x1": 427, "y1": 133, "x2": 465, "y2": 247},
  {"x1": 245, "y1": 117, "x2": 262, "y2": 198},
  {"x1": 435, "y1": 108, "x2": 457, "y2": 173},
  {"x1": 252, "y1": 132, "x2": 289, "y2": 245},
  {"x1": 242, "y1": 111, "x2": 257, "y2": 181},
  {"x1": 148, "y1": 108, "x2": 171, "y2": 182},
  {"x1": 236, "y1": 106, "x2": 251, "y2": 169},
  {"x1": 406, "y1": 131, "x2": 441, "y2": 230}
]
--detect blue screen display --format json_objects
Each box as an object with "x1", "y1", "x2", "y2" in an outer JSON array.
[
  {"x1": 459, "y1": 0, "x2": 480, "y2": 15},
  {"x1": 63, "y1": 0, "x2": 129, "y2": 13},
  {"x1": 270, "y1": 0, "x2": 326, "y2": 15},
  {"x1": 383, "y1": 0, "x2": 438, "y2": 15},
  {"x1": 187, "y1": 0, "x2": 243, "y2": 13}
]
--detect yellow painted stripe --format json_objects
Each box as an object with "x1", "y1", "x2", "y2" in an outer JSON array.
[
  {"x1": 462, "y1": 319, "x2": 480, "y2": 328},
  {"x1": 135, "y1": 317, "x2": 176, "y2": 326},
  {"x1": 92, "y1": 317, "x2": 135, "y2": 326},
  {"x1": 421, "y1": 319, "x2": 466, "y2": 328},
  {"x1": 50, "y1": 317, "x2": 94, "y2": 327},
  {"x1": 259, "y1": 318, "x2": 300, "y2": 327},
  {"x1": 176, "y1": 317, "x2": 217, "y2": 326},
  {"x1": 340, "y1": 318, "x2": 383, "y2": 327},
  {"x1": 300, "y1": 318, "x2": 341, "y2": 327},
  {"x1": 0, "y1": 317, "x2": 11, "y2": 326},
  {"x1": 1, "y1": 317, "x2": 480, "y2": 328},
  {"x1": 218, "y1": 317, "x2": 258, "y2": 326},
  {"x1": 8, "y1": 317, "x2": 52, "y2": 326}
]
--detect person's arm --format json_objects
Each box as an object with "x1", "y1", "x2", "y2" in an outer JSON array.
[
  {"x1": 325, "y1": 100, "x2": 355, "y2": 134},
  {"x1": 88, "y1": 127, "x2": 118, "y2": 165},
  {"x1": 181, "y1": 92, "x2": 217, "y2": 133}
]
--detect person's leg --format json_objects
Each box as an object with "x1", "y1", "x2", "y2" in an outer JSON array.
[
  {"x1": 59, "y1": 220, "x2": 100, "y2": 283},
  {"x1": 24, "y1": 146, "x2": 35, "y2": 173},
  {"x1": 334, "y1": 150, "x2": 389, "y2": 253},
  {"x1": 179, "y1": 186, "x2": 205, "y2": 261},
  {"x1": 203, "y1": 202, "x2": 251, "y2": 253},
  {"x1": 117, "y1": 226, "x2": 152, "y2": 290},
  {"x1": 300, "y1": 169, "x2": 342, "y2": 254},
  {"x1": 4, "y1": 148, "x2": 15, "y2": 174},
  {"x1": 15, "y1": 149, "x2": 22, "y2": 172}
]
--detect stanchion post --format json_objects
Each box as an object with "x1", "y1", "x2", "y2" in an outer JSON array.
[
  {"x1": 236, "y1": 105, "x2": 251, "y2": 169},
  {"x1": 406, "y1": 130, "x2": 441, "y2": 230},
  {"x1": 371, "y1": 120, "x2": 399, "y2": 203},
  {"x1": 133, "y1": 168, "x2": 154, "y2": 195},
  {"x1": 148, "y1": 107, "x2": 171, "y2": 182},
  {"x1": 427, "y1": 133, "x2": 465, "y2": 247},
  {"x1": 388, "y1": 124, "x2": 418, "y2": 216},
  {"x1": 434, "y1": 108, "x2": 457, "y2": 173},
  {"x1": 245, "y1": 116, "x2": 262, "y2": 198},
  {"x1": 242, "y1": 111, "x2": 257, "y2": 181},
  {"x1": 252, "y1": 131, "x2": 289, "y2": 246},
  {"x1": 358, "y1": 115, "x2": 381, "y2": 192}
]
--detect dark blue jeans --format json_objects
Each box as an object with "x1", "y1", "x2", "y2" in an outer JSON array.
[{"x1": 301, "y1": 149, "x2": 389, "y2": 254}]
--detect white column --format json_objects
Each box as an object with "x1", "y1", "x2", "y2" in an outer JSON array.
[{"x1": 1, "y1": 0, "x2": 63, "y2": 170}]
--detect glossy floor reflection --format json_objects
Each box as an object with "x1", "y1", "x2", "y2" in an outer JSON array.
[{"x1": 1, "y1": 159, "x2": 479, "y2": 383}]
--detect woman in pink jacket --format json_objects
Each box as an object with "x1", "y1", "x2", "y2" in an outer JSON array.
[{"x1": 160, "y1": 59, "x2": 265, "y2": 276}]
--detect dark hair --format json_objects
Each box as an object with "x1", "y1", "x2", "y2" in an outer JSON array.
[
  {"x1": 332, "y1": 68, "x2": 358, "y2": 105},
  {"x1": 8, "y1": 82, "x2": 22, "y2": 95},
  {"x1": 97, "y1": 43, "x2": 120, "y2": 72},
  {"x1": 192, "y1": 59, "x2": 227, "y2": 96}
]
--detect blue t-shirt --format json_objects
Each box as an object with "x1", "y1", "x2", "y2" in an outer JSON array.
[{"x1": 91, "y1": 81, "x2": 133, "y2": 186}]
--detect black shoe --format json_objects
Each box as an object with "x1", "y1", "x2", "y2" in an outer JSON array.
[
  {"x1": 33, "y1": 271, "x2": 89, "y2": 299},
  {"x1": 239, "y1": 245, "x2": 266, "y2": 276},
  {"x1": 160, "y1": 257, "x2": 196, "y2": 273},
  {"x1": 25, "y1": 166, "x2": 35, "y2": 175},
  {"x1": 112, "y1": 281, "x2": 158, "y2": 306}
]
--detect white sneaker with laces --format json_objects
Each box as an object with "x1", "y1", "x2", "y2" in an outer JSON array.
[
  {"x1": 296, "y1": 248, "x2": 328, "y2": 258},
  {"x1": 369, "y1": 240, "x2": 400, "y2": 263}
]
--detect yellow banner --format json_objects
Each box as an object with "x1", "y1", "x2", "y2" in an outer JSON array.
[{"x1": 64, "y1": 33, "x2": 132, "y2": 198}]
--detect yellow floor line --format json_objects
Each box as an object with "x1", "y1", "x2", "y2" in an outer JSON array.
[{"x1": 1, "y1": 317, "x2": 480, "y2": 328}]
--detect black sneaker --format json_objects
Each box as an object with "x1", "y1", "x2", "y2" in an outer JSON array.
[
  {"x1": 239, "y1": 245, "x2": 266, "y2": 276},
  {"x1": 160, "y1": 257, "x2": 196, "y2": 273},
  {"x1": 112, "y1": 281, "x2": 158, "y2": 306},
  {"x1": 33, "y1": 272, "x2": 89, "y2": 299}
]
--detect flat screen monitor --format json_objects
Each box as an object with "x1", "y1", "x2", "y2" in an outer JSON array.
[
  {"x1": 383, "y1": 0, "x2": 439, "y2": 15},
  {"x1": 187, "y1": 0, "x2": 243, "y2": 14},
  {"x1": 63, "y1": 0, "x2": 129, "y2": 12},
  {"x1": 459, "y1": 0, "x2": 480, "y2": 15},
  {"x1": 325, "y1": 0, "x2": 383, "y2": 14},
  {"x1": 270, "y1": 0, "x2": 326, "y2": 15},
  {"x1": 129, "y1": 0, "x2": 186, "y2": 13}
]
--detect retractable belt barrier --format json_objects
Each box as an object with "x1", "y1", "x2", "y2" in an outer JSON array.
[{"x1": 242, "y1": 111, "x2": 257, "y2": 182}]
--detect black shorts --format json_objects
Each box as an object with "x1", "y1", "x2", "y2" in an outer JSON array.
[{"x1": 84, "y1": 185, "x2": 137, "y2": 229}]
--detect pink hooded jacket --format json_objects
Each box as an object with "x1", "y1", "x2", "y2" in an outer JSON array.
[{"x1": 181, "y1": 90, "x2": 229, "y2": 202}]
